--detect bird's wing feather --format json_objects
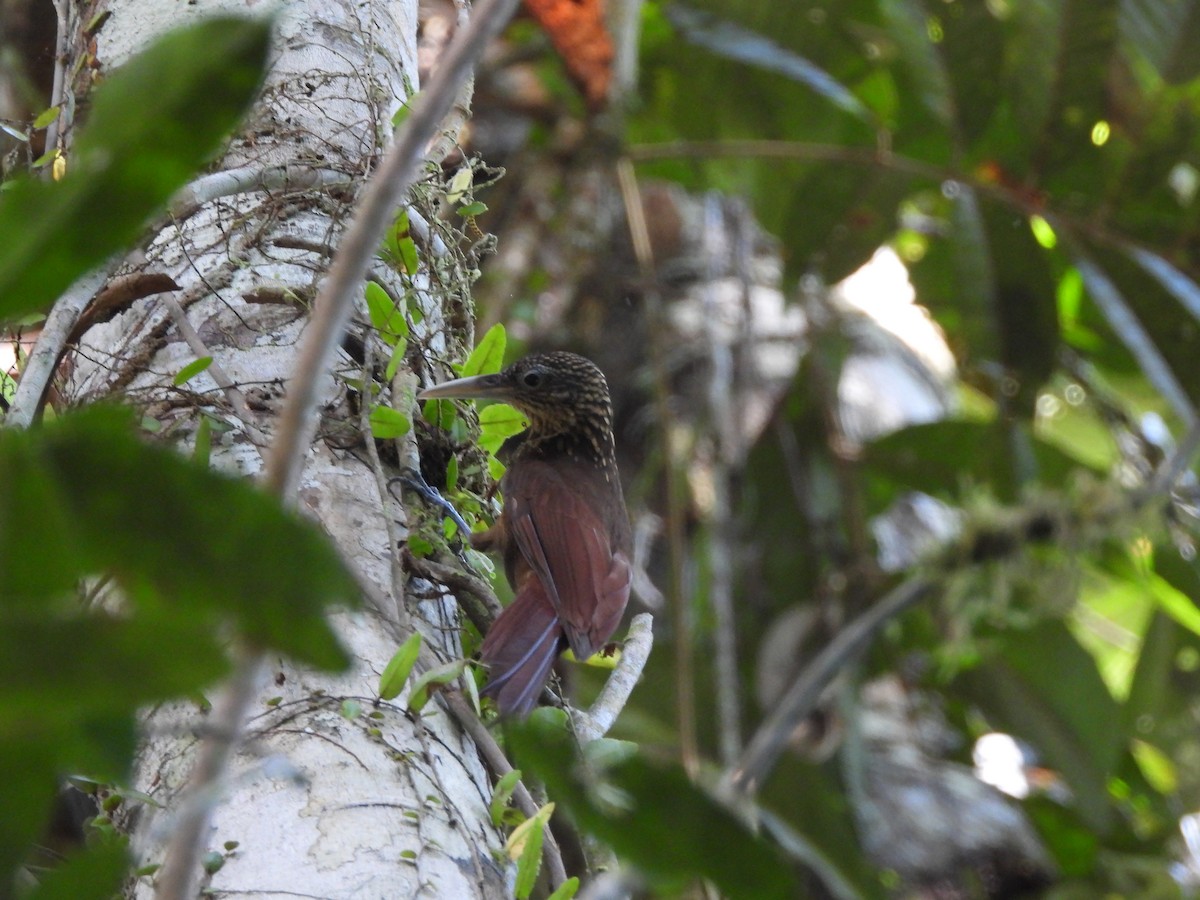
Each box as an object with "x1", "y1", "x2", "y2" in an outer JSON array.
[{"x1": 506, "y1": 460, "x2": 631, "y2": 662}]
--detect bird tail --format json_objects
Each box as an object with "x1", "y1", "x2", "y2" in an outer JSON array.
[{"x1": 480, "y1": 584, "x2": 564, "y2": 717}]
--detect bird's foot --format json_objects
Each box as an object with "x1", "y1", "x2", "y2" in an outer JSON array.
[{"x1": 391, "y1": 469, "x2": 473, "y2": 540}]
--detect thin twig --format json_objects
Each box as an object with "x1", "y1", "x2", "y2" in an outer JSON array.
[
  {"x1": 573, "y1": 613, "x2": 654, "y2": 743},
  {"x1": 359, "y1": 337, "x2": 412, "y2": 631},
  {"x1": 168, "y1": 164, "x2": 354, "y2": 221},
  {"x1": 700, "y1": 193, "x2": 742, "y2": 766},
  {"x1": 404, "y1": 553, "x2": 502, "y2": 634},
  {"x1": 153, "y1": 648, "x2": 267, "y2": 900},
  {"x1": 42, "y1": 0, "x2": 70, "y2": 161},
  {"x1": 264, "y1": 0, "x2": 522, "y2": 497},
  {"x1": 726, "y1": 577, "x2": 933, "y2": 794},
  {"x1": 615, "y1": 157, "x2": 698, "y2": 775},
  {"x1": 1142, "y1": 419, "x2": 1200, "y2": 501},
  {"x1": 162, "y1": 295, "x2": 270, "y2": 447}
]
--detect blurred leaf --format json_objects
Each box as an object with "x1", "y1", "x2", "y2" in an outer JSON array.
[
  {"x1": 879, "y1": 0, "x2": 953, "y2": 127},
  {"x1": 4, "y1": 406, "x2": 357, "y2": 668},
  {"x1": 1131, "y1": 739, "x2": 1177, "y2": 794},
  {"x1": 1122, "y1": 609, "x2": 1178, "y2": 733},
  {"x1": 1008, "y1": 0, "x2": 1118, "y2": 186},
  {"x1": 940, "y1": 194, "x2": 1059, "y2": 414},
  {"x1": 378, "y1": 632, "x2": 422, "y2": 701},
  {"x1": 381, "y1": 212, "x2": 419, "y2": 275},
  {"x1": 959, "y1": 620, "x2": 1122, "y2": 833},
  {"x1": 32, "y1": 106, "x2": 60, "y2": 129},
  {"x1": 758, "y1": 759, "x2": 882, "y2": 900},
  {"x1": 0, "y1": 17, "x2": 270, "y2": 321},
  {"x1": 24, "y1": 841, "x2": 128, "y2": 900},
  {"x1": 461, "y1": 323, "x2": 507, "y2": 378},
  {"x1": 0, "y1": 741, "x2": 59, "y2": 886},
  {"x1": 1074, "y1": 251, "x2": 1196, "y2": 420},
  {"x1": 507, "y1": 716, "x2": 801, "y2": 899},
  {"x1": 546, "y1": 877, "x2": 580, "y2": 900},
  {"x1": 0, "y1": 615, "x2": 226, "y2": 727},
  {"x1": 1120, "y1": 0, "x2": 1200, "y2": 83},
  {"x1": 1150, "y1": 548, "x2": 1200, "y2": 638},
  {"x1": 783, "y1": 165, "x2": 916, "y2": 281},
  {"x1": 666, "y1": 5, "x2": 872, "y2": 121},
  {"x1": 865, "y1": 419, "x2": 1088, "y2": 506},
  {"x1": 1025, "y1": 796, "x2": 1099, "y2": 877}
]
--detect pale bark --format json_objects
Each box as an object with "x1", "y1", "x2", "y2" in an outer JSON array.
[{"x1": 55, "y1": 0, "x2": 510, "y2": 895}]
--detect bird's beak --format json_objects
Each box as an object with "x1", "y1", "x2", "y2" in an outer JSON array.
[{"x1": 418, "y1": 373, "x2": 509, "y2": 401}]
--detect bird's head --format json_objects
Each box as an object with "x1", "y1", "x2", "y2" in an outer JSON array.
[{"x1": 419, "y1": 351, "x2": 615, "y2": 461}]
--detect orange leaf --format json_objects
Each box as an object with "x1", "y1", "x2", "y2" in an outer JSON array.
[{"x1": 523, "y1": 0, "x2": 613, "y2": 110}]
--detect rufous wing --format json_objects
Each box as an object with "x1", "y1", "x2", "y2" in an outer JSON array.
[{"x1": 505, "y1": 460, "x2": 631, "y2": 663}]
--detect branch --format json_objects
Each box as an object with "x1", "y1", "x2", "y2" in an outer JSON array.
[
  {"x1": 6, "y1": 258, "x2": 122, "y2": 428},
  {"x1": 443, "y1": 690, "x2": 569, "y2": 889},
  {"x1": 152, "y1": 648, "x2": 267, "y2": 900},
  {"x1": 404, "y1": 552, "x2": 503, "y2": 634},
  {"x1": 615, "y1": 157, "x2": 699, "y2": 774},
  {"x1": 162, "y1": 294, "x2": 271, "y2": 447},
  {"x1": 573, "y1": 613, "x2": 654, "y2": 743},
  {"x1": 725, "y1": 577, "x2": 933, "y2": 794}
]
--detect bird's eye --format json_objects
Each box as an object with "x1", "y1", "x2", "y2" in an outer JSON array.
[{"x1": 522, "y1": 370, "x2": 544, "y2": 388}]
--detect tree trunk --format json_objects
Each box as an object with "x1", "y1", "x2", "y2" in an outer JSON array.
[{"x1": 59, "y1": 0, "x2": 508, "y2": 895}]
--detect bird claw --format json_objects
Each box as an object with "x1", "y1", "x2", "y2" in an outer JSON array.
[{"x1": 391, "y1": 469, "x2": 474, "y2": 541}]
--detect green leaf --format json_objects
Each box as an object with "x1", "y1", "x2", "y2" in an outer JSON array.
[
  {"x1": 0, "y1": 406, "x2": 357, "y2": 668},
  {"x1": 173, "y1": 355, "x2": 213, "y2": 386},
  {"x1": 508, "y1": 802, "x2": 553, "y2": 899},
  {"x1": 378, "y1": 632, "x2": 422, "y2": 701},
  {"x1": 478, "y1": 403, "x2": 527, "y2": 457},
  {"x1": 489, "y1": 768, "x2": 523, "y2": 827},
  {"x1": 879, "y1": 0, "x2": 954, "y2": 126},
  {"x1": 408, "y1": 659, "x2": 467, "y2": 713},
  {"x1": 457, "y1": 200, "x2": 488, "y2": 217},
  {"x1": 32, "y1": 105, "x2": 60, "y2": 129},
  {"x1": 666, "y1": 5, "x2": 871, "y2": 122},
  {"x1": 0, "y1": 740, "x2": 60, "y2": 884},
  {"x1": 369, "y1": 405, "x2": 411, "y2": 439},
  {"x1": 506, "y1": 718, "x2": 800, "y2": 899},
  {"x1": 546, "y1": 877, "x2": 580, "y2": 900},
  {"x1": 365, "y1": 281, "x2": 408, "y2": 346},
  {"x1": 958, "y1": 619, "x2": 1122, "y2": 834},
  {"x1": 23, "y1": 839, "x2": 128, "y2": 900},
  {"x1": 0, "y1": 17, "x2": 271, "y2": 322},
  {"x1": 460, "y1": 323, "x2": 507, "y2": 378},
  {"x1": 1149, "y1": 549, "x2": 1200, "y2": 638},
  {"x1": 193, "y1": 415, "x2": 212, "y2": 467},
  {"x1": 422, "y1": 397, "x2": 457, "y2": 431},
  {"x1": 0, "y1": 614, "x2": 227, "y2": 728}
]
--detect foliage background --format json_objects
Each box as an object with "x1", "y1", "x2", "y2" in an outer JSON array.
[{"x1": 5, "y1": 0, "x2": 1200, "y2": 896}]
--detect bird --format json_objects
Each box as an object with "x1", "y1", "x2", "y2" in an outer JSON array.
[{"x1": 418, "y1": 351, "x2": 632, "y2": 716}]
